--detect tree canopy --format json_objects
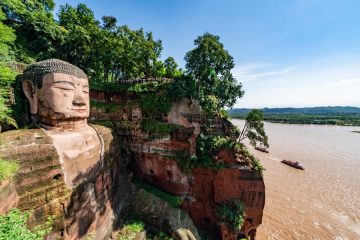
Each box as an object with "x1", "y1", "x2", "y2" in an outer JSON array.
[
  {"x1": 184, "y1": 32, "x2": 244, "y2": 115},
  {"x1": 0, "y1": 1, "x2": 252, "y2": 128},
  {"x1": 0, "y1": 8, "x2": 17, "y2": 129}
]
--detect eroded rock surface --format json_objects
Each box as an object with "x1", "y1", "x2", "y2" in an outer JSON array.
[
  {"x1": 90, "y1": 92, "x2": 266, "y2": 239},
  {"x1": 0, "y1": 125, "x2": 122, "y2": 239}
]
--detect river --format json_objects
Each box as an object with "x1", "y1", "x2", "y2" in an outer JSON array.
[{"x1": 232, "y1": 120, "x2": 360, "y2": 240}]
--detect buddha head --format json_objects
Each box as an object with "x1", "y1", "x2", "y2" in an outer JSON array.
[{"x1": 22, "y1": 59, "x2": 90, "y2": 127}]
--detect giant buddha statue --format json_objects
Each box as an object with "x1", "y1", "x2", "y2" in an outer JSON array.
[
  {"x1": 0, "y1": 59, "x2": 121, "y2": 239},
  {"x1": 21, "y1": 59, "x2": 105, "y2": 188}
]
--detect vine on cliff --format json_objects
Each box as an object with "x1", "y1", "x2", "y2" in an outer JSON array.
[{"x1": 216, "y1": 200, "x2": 246, "y2": 232}]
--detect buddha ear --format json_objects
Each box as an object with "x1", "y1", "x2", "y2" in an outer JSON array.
[{"x1": 22, "y1": 80, "x2": 38, "y2": 114}]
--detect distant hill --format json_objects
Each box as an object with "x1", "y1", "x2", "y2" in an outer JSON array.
[{"x1": 228, "y1": 106, "x2": 360, "y2": 115}]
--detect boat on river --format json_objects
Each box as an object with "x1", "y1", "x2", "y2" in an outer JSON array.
[
  {"x1": 281, "y1": 160, "x2": 304, "y2": 170},
  {"x1": 255, "y1": 146, "x2": 269, "y2": 153}
]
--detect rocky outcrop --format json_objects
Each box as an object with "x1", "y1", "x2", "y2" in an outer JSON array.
[
  {"x1": 126, "y1": 188, "x2": 200, "y2": 240},
  {"x1": 90, "y1": 92, "x2": 265, "y2": 239}
]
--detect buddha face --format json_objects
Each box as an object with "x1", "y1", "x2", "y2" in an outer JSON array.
[{"x1": 23, "y1": 72, "x2": 90, "y2": 126}]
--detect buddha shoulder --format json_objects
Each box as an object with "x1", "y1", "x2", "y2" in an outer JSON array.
[{"x1": 0, "y1": 128, "x2": 57, "y2": 160}]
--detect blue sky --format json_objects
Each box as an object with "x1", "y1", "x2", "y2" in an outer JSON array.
[{"x1": 54, "y1": 0, "x2": 360, "y2": 108}]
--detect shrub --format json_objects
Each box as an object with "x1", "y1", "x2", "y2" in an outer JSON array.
[
  {"x1": 133, "y1": 180, "x2": 181, "y2": 208},
  {"x1": 234, "y1": 142, "x2": 265, "y2": 175},
  {"x1": 0, "y1": 158, "x2": 18, "y2": 182},
  {"x1": 172, "y1": 151, "x2": 196, "y2": 174},
  {"x1": 0, "y1": 208, "x2": 53, "y2": 240},
  {"x1": 141, "y1": 120, "x2": 178, "y2": 139},
  {"x1": 118, "y1": 220, "x2": 145, "y2": 240},
  {"x1": 216, "y1": 200, "x2": 246, "y2": 231}
]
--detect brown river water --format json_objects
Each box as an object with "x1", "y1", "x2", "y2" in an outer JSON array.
[{"x1": 232, "y1": 120, "x2": 360, "y2": 240}]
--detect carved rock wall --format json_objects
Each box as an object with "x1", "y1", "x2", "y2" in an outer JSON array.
[
  {"x1": 0, "y1": 126, "x2": 122, "y2": 239},
  {"x1": 90, "y1": 92, "x2": 265, "y2": 239}
]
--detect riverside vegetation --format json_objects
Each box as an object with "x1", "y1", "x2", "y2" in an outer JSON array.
[{"x1": 229, "y1": 107, "x2": 360, "y2": 126}]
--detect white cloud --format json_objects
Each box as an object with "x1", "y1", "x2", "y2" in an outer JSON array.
[
  {"x1": 232, "y1": 64, "x2": 295, "y2": 82},
  {"x1": 327, "y1": 78, "x2": 360, "y2": 87}
]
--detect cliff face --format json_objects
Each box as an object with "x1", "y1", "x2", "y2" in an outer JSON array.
[
  {"x1": 0, "y1": 88, "x2": 265, "y2": 240},
  {"x1": 90, "y1": 90, "x2": 265, "y2": 239}
]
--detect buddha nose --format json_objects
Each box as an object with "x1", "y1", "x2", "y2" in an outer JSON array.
[{"x1": 73, "y1": 90, "x2": 86, "y2": 106}]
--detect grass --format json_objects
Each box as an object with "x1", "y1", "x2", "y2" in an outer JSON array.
[
  {"x1": 0, "y1": 158, "x2": 18, "y2": 183},
  {"x1": 0, "y1": 208, "x2": 53, "y2": 240},
  {"x1": 118, "y1": 219, "x2": 174, "y2": 240},
  {"x1": 141, "y1": 120, "x2": 178, "y2": 139},
  {"x1": 118, "y1": 220, "x2": 145, "y2": 240},
  {"x1": 171, "y1": 151, "x2": 195, "y2": 174},
  {"x1": 133, "y1": 179, "x2": 181, "y2": 208}
]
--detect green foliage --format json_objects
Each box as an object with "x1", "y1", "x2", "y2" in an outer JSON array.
[
  {"x1": 0, "y1": 208, "x2": 53, "y2": 240},
  {"x1": 118, "y1": 220, "x2": 145, "y2": 240},
  {"x1": 185, "y1": 32, "x2": 244, "y2": 115},
  {"x1": 0, "y1": 158, "x2": 18, "y2": 182},
  {"x1": 171, "y1": 151, "x2": 196, "y2": 174},
  {"x1": 195, "y1": 134, "x2": 229, "y2": 169},
  {"x1": 229, "y1": 107, "x2": 360, "y2": 126},
  {"x1": 219, "y1": 109, "x2": 231, "y2": 120},
  {"x1": 134, "y1": 180, "x2": 181, "y2": 208},
  {"x1": 216, "y1": 200, "x2": 246, "y2": 231},
  {"x1": 195, "y1": 134, "x2": 265, "y2": 174},
  {"x1": 233, "y1": 142, "x2": 265, "y2": 174},
  {"x1": 128, "y1": 81, "x2": 170, "y2": 93},
  {"x1": 141, "y1": 120, "x2": 178, "y2": 139},
  {"x1": 166, "y1": 75, "x2": 197, "y2": 101},
  {"x1": 164, "y1": 57, "x2": 178, "y2": 78},
  {"x1": 140, "y1": 93, "x2": 172, "y2": 121},
  {"x1": 0, "y1": 8, "x2": 17, "y2": 129},
  {"x1": 1, "y1": 0, "x2": 63, "y2": 62},
  {"x1": 90, "y1": 100, "x2": 120, "y2": 113},
  {"x1": 89, "y1": 80, "x2": 131, "y2": 92},
  {"x1": 118, "y1": 219, "x2": 174, "y2": 240},
  {"x1": 238, "y1": 109, "x2": 269, "y2": 148}
]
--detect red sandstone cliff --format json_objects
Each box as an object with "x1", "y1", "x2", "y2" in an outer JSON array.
[{"x1": 90, "y1": 91, "x2": 265, "y2": 240}]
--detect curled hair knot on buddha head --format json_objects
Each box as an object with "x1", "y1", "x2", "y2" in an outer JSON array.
[{"x1": 22, "y1": 59, "x2": 88, "y2": 89}]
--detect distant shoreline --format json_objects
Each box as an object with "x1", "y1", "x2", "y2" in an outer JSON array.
[
  {"x1": 228, "y1": 107, "x2": 360, "y2": 127},
  {"x1": 231, "y1": 116, "x2": 360, "y2": 127}
]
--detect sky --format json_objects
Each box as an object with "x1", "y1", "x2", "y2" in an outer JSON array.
[{"x1": 54, "y1": 0, "x2": 360, "y2": 108}]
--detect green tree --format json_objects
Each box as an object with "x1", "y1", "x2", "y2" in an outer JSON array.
[
  {"x1": 184, "y1": 33, "x2": 244, "y2": 114},
  {"x1": 164, "y1": 56, "x2": 177, "y2": 78},
  {"x1": 0, "y1": 8, "x2": 17, "y2": 130},
  {"x1": 238, "y1": 109, "x2": 269, "y2": 148},
  {"x1": 57, "y1": 3, "x2": 102, "y2": 75},
  {"x1": 101, "y1": 16, "x2": 117, "y2": 31},
  {"x1": 0, "y1": 0, "x2": 63, "y2": 62},
  {"x1": 115, "y1": 25, "x2": 163, "y2": 80}
]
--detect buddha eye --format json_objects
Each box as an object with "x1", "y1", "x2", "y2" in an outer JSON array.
[
  {"x1": 54, "y1": 86, "x2": 75, "y2": 91},
  {"x1": 53, "y1": 81, "x2": 75, "y2": 91},
  {"x1": 82, "y1": 86, "x2": 89, "y2": 93}
]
